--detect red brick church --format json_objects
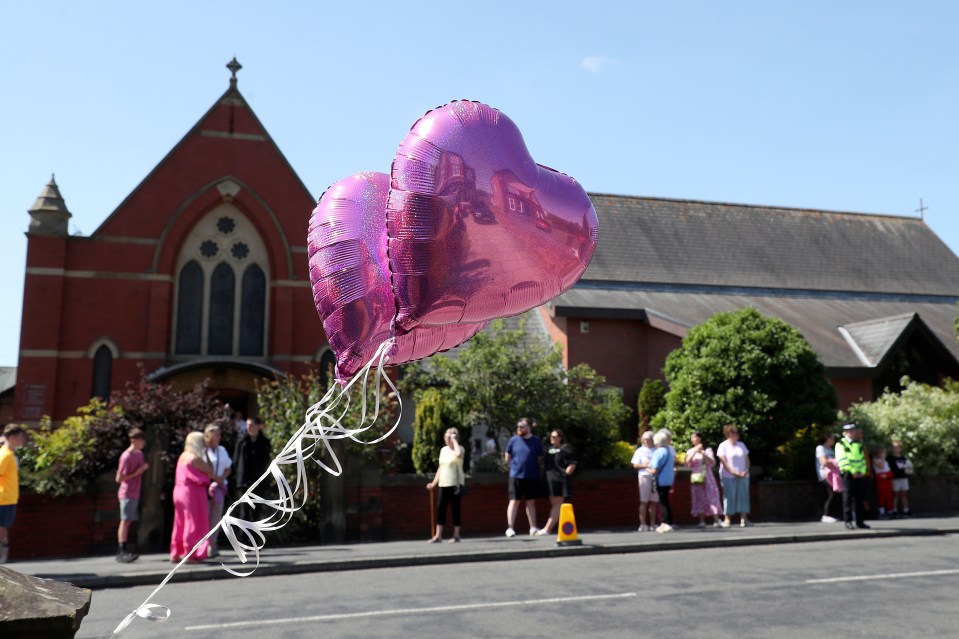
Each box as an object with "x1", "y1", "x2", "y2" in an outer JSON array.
[
  {"x1": 13, "y1": 60, "x2": 959, "y2": 426},
  {"x1": 14, "y1": 59, "x2": 332, "y2": 424}
]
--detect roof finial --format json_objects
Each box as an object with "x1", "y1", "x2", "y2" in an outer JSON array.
[{"x1": 227, "y1": 56, "x2": 242, "y2": 87}]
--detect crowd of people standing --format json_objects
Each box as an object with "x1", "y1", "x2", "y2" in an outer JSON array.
[{"x1": 113, "y1": 414, "x2": 272, "y2": 564}]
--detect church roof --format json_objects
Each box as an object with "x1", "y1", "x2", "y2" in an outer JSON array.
[
  {"x1": 551, "y1": 194, "x2": 959, "y2": 370},
  {"x1": 581, "y1": 194, "x2": 959, "y2": 296}
]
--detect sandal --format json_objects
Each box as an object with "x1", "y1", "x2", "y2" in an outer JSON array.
[
  {"x1": 427, "y1": 536, "x2": 441, "y2": 544},
  {"x1": 448, "y1": 537, "x2": 461, "y2": 543}
]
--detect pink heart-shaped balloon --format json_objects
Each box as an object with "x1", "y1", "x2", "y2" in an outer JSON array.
[
  {"x1": 308, "y1": 172, "x2": 487, "y2": 382},
  {"x1": 387, "y1": 101, "x2": 598, "y2": 332}
]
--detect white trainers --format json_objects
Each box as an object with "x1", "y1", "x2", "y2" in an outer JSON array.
[
  {"x1": 638, "y1": 525, "x2": 650, "y2": 532},
  {"x1": 534, "y1": 528, "x2": 549, "y2": 536},
  {"x1": 505, "y1": 527, "x2": 516, "y2": 538},
  {"x1": 656, "y1": 523, "x2": 674, "y2": 533},
  {"x1": 820, "y1": 515, "x2": 837, "y2": 524},
  {"x1": 529, "y1": 528, "x2": 541, "y2": 537}
]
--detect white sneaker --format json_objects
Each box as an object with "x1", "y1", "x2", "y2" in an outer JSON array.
[
  {"x1": 534, "y1": 528, "x2": 549, "y2": 536},
  {"x1": 719, "y1": 520, "x2": 731, "y2": 528},
  {"x1": 505, "y1": 527, "x2": 516, "y2": 538},
  {"x1": 638, "y1": 525, "x2": 650, "y2": 532},
  {"x1": 656, "y1": 523, "x2": 673, "y2": 533},
  {"x1": 821, "y1": 515, "x2": 837, "y2": 524},
  {"x1": 529, "y1": 528, "x2": 541, "y2": 537}
]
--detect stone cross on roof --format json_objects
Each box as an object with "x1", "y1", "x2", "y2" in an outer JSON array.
[{"x1": 227, "y1": 56, "x2": 242, "y2": 87}]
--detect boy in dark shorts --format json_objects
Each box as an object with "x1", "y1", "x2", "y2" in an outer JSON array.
[{"x1": 115, "y1": 428, "x2": 149, "y2": 562}]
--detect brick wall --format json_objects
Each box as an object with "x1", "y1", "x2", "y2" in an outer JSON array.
[{"x1": 10, "y1": 472, "x2": 958, "y2": 559}]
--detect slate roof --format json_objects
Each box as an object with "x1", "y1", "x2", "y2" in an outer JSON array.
[
  {"x1": 0, "y1": 367, "x2": 15, "y2": 395},
  {"x1": 550, "y1": 195, "x2": 959, "y2": 370},
  {"x1": 582, "y1": 194, "x2": 959, "y2": 296}
]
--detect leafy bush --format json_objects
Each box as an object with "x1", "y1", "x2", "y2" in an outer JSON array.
[
  {"x1": 19, "y1": 401, "x2": 108, "y2": 496},
  {"x1": 843, "y1": 377, "x2": 959, "y2": 476},
  {"x1": 654, "y1": 307, "x2": 837, "y2": 471},
  {"x1": 402, "y1": 318, "x2": 633, "y2": 470},
  {"x1": 638, "y1": 378, "x2": 666, "y2": 435},
  {"x1": 411, "y1": 387, "x2": 452, "y2": 475},
  {"x1": 20, "y1": 371, "x2": 232, "y2": 496},
  {"x1": 599, "y1": 440, "x2": 636, "y2": 469}
]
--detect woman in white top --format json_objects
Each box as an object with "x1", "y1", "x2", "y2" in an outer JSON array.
[
  {"x1": 630, "y1": 431, "x2": 659, "y2": 531},
  {"x1": 203, "y1": 424, "x2": 232, "y2": 557},
  {"x1": 717, "y1": 424, "x2": 751, "y2": 528},
  {"x1": 426, "y1": 427, "x2": 465, "y2": 543}
]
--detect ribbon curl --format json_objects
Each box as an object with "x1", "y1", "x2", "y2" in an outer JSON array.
[{"x1": 112, "y1": 340, "x2": 399, "y2": 637}]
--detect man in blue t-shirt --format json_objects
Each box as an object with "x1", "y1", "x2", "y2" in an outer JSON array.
[{"x1": 504, "y1": 417, "x2": 544, "y2": 537}]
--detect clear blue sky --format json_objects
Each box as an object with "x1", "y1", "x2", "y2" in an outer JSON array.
[{"x1": 2, "y1": 1, "x2": 958, "y2": 368}]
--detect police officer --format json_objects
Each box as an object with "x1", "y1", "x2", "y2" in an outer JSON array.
[{"x1": 835, "y1": 423, "x2": 870, "y2": 529}]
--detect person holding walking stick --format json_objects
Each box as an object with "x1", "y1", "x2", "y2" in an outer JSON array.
[{"x1": 426, "y1": 428, "x2": 465, "y2": 543}]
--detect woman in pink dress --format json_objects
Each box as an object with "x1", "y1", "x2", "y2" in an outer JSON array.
[
  {"x1": 686, "y1": 431, "x2": 723, "y2": 527},
  {"x1": 170, "y1": 431, "x2": 215, "y2": 563}
]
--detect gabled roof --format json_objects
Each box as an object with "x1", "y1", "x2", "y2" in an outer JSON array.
[
  {"x1": 552, "y1": 194, "x2": 959, "y2": 371},
  {"x1": 839, "y1": 313, "x2": 918, "y2": 367},
  {"x1": 92, "y1": 73, "x2": 314, "y2": 237},
  {"x1": 583, "y1": 194, "x2": 959, "y2": 296}
]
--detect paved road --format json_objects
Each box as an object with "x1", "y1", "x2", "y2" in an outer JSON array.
[{"x1": 77, "y1": 533, "x2": 959, "y2": 638}]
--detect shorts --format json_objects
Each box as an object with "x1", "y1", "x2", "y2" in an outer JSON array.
[
  {"x1": 0, "y1": 504, "x2": 16, "y2": 528},
  {"x1": 892, "y1": 478, "x2": 910, "y2": 492},
  {"x1": 119, "y1": 498, "x2": 140, "y2": 521},
  {"x1": 546, "y1": 474, "x2": 571, "y2": 498},
  {"x1": 508, "y1": 477, "x2": 541, "y2": 500},
  {"x1": 638, "y1": 474, "x2": 659, "y2": 502}
]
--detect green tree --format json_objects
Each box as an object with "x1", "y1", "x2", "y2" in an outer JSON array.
[
  {"x1": 654, "y1": 307, "x2": 837, "y2": 472},
  {"x1": 638, "y1": 378, "x2": 666, "y2": 434},
  {"x1": 411, "y1": 387, "x2": 451, "y2": 474},
  {"x1": 844, "y1": 377, "x2": 959, "y2": 476},
  {"x1": 403, "y1": 318, "x2": 632, "y2": 469}
]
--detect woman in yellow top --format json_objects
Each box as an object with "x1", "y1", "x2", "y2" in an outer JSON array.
[{"x1": 426, "y1": 427, "x2": 465, "y2": 543}]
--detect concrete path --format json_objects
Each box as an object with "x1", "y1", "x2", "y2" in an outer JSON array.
[{"x1": 11, "y1": 515, "x2": 959, "y2": 589}]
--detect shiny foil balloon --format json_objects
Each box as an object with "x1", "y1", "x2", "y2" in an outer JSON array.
[
  {"x1": 387, "y1": 101, "x2": 598, "y2": 332},
  {"x1": 308, "y1": 172, "x2": 487, "y2": 382}
]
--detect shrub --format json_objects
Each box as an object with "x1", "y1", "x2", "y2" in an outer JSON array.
[
  {"x1": 637, "y1": 378, "x2": 666, "y2": 441},
  {"x1": 843, "y1": 377, "x2": 959, "y2": 476},
  {"x1": 655, "y1": 307, "x2": 837, "y2": 471},
  {"x1": 412, "y1": 387, "x2": 452, "y2": 475}
]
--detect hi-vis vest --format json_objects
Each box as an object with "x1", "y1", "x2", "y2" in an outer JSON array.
[{"x1": 836, "y1": 437, "x2": 867, "y2": 475}]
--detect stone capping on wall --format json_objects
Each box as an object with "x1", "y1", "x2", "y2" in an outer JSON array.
[{"x1": 10, "y1": 471, "x2": 959, "y2": 559}]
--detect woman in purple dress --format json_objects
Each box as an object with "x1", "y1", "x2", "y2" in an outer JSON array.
[
  {"x1": 170, "y1": 431, "x2": 216, "y2": 563},
  {"x1": 686, "y1": 431, "x2": 723, "y2": 527}
]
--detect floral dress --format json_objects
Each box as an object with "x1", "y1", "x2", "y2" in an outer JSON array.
[{"x1": 686, "y1": 447, "x2": 723, "y2": 517}]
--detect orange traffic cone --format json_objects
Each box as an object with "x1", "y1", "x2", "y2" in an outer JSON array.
[{"x1": 556, "y1": 503, "x2": 582, "y2": 546}]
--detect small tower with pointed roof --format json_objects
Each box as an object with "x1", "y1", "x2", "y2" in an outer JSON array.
[{"x1": 28, "y1": 174, "x2": 72, "y2": 236}]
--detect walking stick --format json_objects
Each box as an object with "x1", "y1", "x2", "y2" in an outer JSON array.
[{"x1": 429, "y1": 487, "x2": 436, "y2": 538}]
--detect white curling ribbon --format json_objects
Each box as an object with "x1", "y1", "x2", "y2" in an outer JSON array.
[{"x1": 112, "y1": 340, "x2": 400, "y2": 637}]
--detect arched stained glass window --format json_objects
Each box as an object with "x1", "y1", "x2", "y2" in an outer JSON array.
[
  {"x1": 91, "y1": 344, "x2": 113, "y2": 400},
  {"x1": 175, "y1": 260, "x2": 203, "y2": 354},
  {"x1": 172, "y1": 206, "x2": 270, "y2": 358},
  {"x1": 239, "y1": 264, "x2": 266, "y2": 356},
  {"x1": 208, "y1": 263, "x2": 235, "y2": 355}
]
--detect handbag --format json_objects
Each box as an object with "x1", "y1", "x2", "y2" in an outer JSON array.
[
  {"x1": 690, "y1": 451, "x2": 707, "y2": 484},
  {"x1": 455, "y1": 462, "x2": 468, "y2": 496}
]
